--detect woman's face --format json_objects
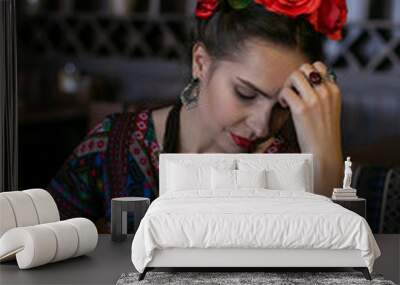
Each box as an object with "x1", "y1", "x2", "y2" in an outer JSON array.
[{"x1": 194, "y1": 38, "x2": 308, "y2": 152}]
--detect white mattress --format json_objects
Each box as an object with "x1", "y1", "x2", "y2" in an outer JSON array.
[{"x1": 131, "y1": 189, "x2": 381, "y2": 273}]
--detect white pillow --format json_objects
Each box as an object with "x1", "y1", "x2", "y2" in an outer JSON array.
[
  {"x1": 166, "y1": 159, "x2": 236, "y2": 192},
  {"x1": 167, "y1": 161, "x2": 212, "y2": 191},
  {"x1": 267, "y1": 164, "x2": 307, "y2": 191},
  {"x1": 211, "y1": 168, "x2": 267, "y2": 190},
  {"x1": 237, "y1": 159, "x2": 308, "y2": 191},
  {"x1": 166, "y1": 158, "x2": 236, "y2": 170},
  {"x1": 236, "y1": 169, "x2": 267, "y2": 188},
  {"x1": 211, "y1": 168, "x2": 236, "y2": 190}
]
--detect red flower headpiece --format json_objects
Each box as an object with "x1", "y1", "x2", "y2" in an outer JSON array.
[
  {"x1": 195, "y1": 0, "x2": 347, "y2": 41},
  {"x1": 196, "y1": 0, "x2": 219, "y2": 19}
]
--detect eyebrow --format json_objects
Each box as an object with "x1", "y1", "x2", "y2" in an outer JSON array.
[{"x1": 236, "y1": 77, "x2": 278, "y2": 99}]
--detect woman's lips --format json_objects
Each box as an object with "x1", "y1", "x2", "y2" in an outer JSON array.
[{"x1": 229, "y1": 132, "x2": 253, "y2": 149}]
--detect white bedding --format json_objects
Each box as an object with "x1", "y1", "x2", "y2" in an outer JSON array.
[{"x1": 131, "y1": 189, "x2": 381, "y2": 273}]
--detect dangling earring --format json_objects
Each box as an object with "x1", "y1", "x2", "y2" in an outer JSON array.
[{"x1": 180, "y1": 77, "x2": 200, "y2": 110}]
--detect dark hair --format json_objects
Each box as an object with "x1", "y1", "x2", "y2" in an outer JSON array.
[
  {"x1": 194, "y1": 1, "x2": 324, "y2": 66},
  {"x1": 162, "y1": 1, "x2": 324, "y2": 153}
]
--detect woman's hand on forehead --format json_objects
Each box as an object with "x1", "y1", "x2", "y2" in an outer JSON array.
[{"x1": 277, "y1": 61, "x2": 342, "y2": 160}]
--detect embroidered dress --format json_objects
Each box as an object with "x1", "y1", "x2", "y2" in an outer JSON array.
[{"x1": 46, "y1": 108, "x2": 297, "y2": 232}]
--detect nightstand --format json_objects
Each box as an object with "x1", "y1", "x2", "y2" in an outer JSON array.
[
  {"x1": 111, "y1": 197, "x2": 150, "y2": 242},
  {"x1": 332, "y1": 198, "x2": 366, "y2": 219}
]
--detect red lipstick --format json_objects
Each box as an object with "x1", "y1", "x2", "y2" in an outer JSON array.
[{"x1": 229, "y1": 132, "x2": 253, "y2": 149}]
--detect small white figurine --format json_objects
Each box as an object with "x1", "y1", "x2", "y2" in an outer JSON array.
[
  {"x1": 342, "y1": 156, "x2": 353, "y2": 189},
  {"x1": 332, "y1": 157, "x2": 358, "y2": 198}
]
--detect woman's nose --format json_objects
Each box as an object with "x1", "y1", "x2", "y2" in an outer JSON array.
[
  {"x1": 247, "y1": 110, "x2": 271, "y2": 140},
  {"x1": 252, "y1": 123, "x2": 269, "y2": 140}
]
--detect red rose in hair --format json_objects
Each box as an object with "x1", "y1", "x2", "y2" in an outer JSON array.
[
  {"x1": 254, "y1": 0, "x2": 321, "y2": 17},
  {"x1": 195, "y1": 0, "x2": 218, "y2": 19},
  {"x1": 306, "y1": 0, "x2": 347, "y2": 40}
]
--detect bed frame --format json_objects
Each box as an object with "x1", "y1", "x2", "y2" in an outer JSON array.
[
  {"x1": 138, "y1": 153, "x2": 372, "y2": 281},
  {"x1": 140, "y1": 248, "x2": 371, "y2": 280}
]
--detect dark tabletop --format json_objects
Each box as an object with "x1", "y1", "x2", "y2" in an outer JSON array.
[
  {"x1": 0, "y1": 234, "x2": 398, "y2": 285},
  {"x1": 0, "y1": 234, "x2": 135, "y2": 285}
]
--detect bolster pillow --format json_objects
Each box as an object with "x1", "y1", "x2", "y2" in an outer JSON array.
[{"x1": 0, "y1": 218, "x2": 98, "y2": 269}]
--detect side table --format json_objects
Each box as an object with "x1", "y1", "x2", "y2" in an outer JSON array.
[
  {"x1": 332, "y1": 197, "x2": 366, "y2": 219},
  {"x1": 111, "y1": 197, "x2": 150, "y2": 242}
]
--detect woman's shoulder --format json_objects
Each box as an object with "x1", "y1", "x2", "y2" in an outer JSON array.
[
  {"x1": 87, "y1": 109, "x2": 152, "y2": 137},
  {"x1": 71, "y1": 109, "x2": 157, "y2": 159}
]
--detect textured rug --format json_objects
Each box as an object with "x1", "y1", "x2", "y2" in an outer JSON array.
[{"x1": 116, "y1": 271, "x2": 396, "y2": 285}]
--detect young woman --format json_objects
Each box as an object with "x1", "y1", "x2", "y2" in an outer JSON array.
[{"x1": 47, "y1": 0, "x2": 347, "y2": 233}]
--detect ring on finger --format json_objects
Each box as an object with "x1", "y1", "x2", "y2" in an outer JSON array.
[
  {"x1": 307, "y1": 69, "x2": 337, "y2": 87},
  {"x1": 308, "y1": 71, "x2": 323, "y2": 86}
]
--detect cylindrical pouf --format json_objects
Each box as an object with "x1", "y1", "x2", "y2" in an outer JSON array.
[
  {"x1": 111, "y1": 197, "x2": 150, "y2": 242},
  {"x1": 0, "y1": 191, "x2": 39, "y2": 227},
  {"x1": 42, "y1": 221, "x2": 79, "y2": 262},
  {"x1": 23, "y1": 189, "x2": 60, "y2": 224},
  {"x1": 0, "y1": 226, "x2": 57, "y2": 269},
  {"x1": 0, "y1": 195, "x2": 17, "y2": 237},
  {"x1": 64, "y1": 218, "x2": 98, "y2": 257}
]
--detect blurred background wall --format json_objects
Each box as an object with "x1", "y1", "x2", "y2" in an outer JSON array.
[{"x1": 17, "y1": 0, "x2": 400, "y2": 233}]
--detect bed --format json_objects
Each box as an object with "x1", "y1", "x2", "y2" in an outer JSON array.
[{"x1": 130, "y1": 153, "x2": 381, "y2": 281}]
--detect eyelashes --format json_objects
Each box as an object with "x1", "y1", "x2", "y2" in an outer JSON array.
[{"x1": 234, "y1": 88, "x2": 257, "y2": 101}]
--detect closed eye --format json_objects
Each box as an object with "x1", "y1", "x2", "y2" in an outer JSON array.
[{"x1": 235, "y1": 88, "x2": 257, "y2": 101}]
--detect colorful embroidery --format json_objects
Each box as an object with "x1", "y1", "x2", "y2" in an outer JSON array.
[{"x1": 47, "y1": 110, "x2": 160, "y2": 232}]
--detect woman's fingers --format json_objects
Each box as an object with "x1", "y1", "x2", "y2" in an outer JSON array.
[
  {"x1": 313, "y1": 61, "x2": 342, "y2": 115},
  {"x1": 300, "y1": 63, "x2": 333, "y2": 106},
  {"x1": 302, "y1": 62, "x2": 332, "y2": 127},
  {"x1": 312, "y1": 61, "x2": 333, "y2": 103},
  {"x1": 278, "y1": 61, "x2": 341, "y2": 123},
  {"x1": 278, "y1": 86, "x2": 305, "y2": 115},
  {"x1": 313, "y1": 61, "x2": 337, "y2": 94},
  {"x1": 298, "y1": 62, "x2": 338, "y2": 124},
  {"x1": 312, "y1": 61, "x2": 328, "y2": 76},
  {"x1": 289, "y1": 66, "x2": 319, "y2": 106},
  {"x1": 278, "y1": 65, "x2": 312, "y2": 108},
  {"x1": 313, "y1": 61, "x2": 340, "y2": 98}
]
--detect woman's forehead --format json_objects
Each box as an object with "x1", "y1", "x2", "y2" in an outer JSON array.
[{"x1": 217, "y1": 39, "x2": 307, "y2": 96}]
